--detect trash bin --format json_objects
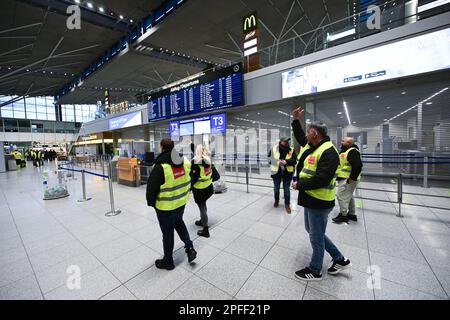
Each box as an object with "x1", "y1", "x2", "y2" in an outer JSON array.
[{"x1": 8, "y1": 159, "x2": 17, "y2": 171}]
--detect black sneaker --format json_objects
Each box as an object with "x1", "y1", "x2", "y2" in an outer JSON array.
[
  {"x1": 186, "y1": 247, "x2": 197, "y2": 263},
  {"x1": 195, "y1": 220, "x2": 203, "y2": 227},
  {"x1": 327, "y1": 258, "x2": 352, "y2": 275},
  {"x1": 332, "y1": 214, "x2": 348, "y2": 224},
  {"x1": 294, "y1": 267, "x2": 322, "y2": 281},
  {"x1": 347, "y1": 214, "x2": 358, "y2": 222},
  {"x1": 197, "y1": 227, "x2": 210, "y2": 238},
  {"x1": 155, "y1": 259, "x2": 175, "y2": 270}
]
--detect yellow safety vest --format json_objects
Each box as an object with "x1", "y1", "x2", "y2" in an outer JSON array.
[
  {"x1": 13, "y1": 151, "x2": 22, "y2": 160},
  {"x1": 337, "y1": 147, "x2": 361, "y2": 180},
  {"x1": 298, "y1": 141, "x2": 338, "y2": 202},
  {"x1": 193, "y1": 164, "x2": 213, "y2": 190},
  {"x1": 155, "y1": 158, "x2": 191, "y2": 211},
  {"x1": 271, "y1": 145, "x2": 295, "y2": 175}
]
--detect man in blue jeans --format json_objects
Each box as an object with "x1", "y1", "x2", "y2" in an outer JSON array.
[
  {"x1": 146, "y1": 139, "x2": 197, "y2": 270},
  {"x1": 291, "y1": 107, "x2": 351, "y2": 281},
  {"x1": 268, "y1": 137, "x2": 297, "y2": 214}
]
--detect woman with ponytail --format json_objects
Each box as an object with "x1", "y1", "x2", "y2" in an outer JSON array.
[{"x1": 190, "y1": 144, "x2": 220, "y2": 237}]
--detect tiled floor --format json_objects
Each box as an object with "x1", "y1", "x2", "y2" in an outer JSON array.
[{"x1": 0, "y1": 164, "x2": 449, "y2": 300}]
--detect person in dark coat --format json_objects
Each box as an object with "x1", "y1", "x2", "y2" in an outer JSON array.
[
  {"x1": 191, "y1": 144, "x2": 220, "y2": 238},
  {"x1": 146, "y1": 139, "x2": 197, "y2": 270}
]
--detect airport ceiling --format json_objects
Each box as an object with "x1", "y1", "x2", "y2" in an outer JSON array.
[{"x1": 0, "y1": 0, "x2": 350, "y2": 104}]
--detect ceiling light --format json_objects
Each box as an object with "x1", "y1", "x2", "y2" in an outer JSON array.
[
  {"x1": 343, "y1": 101, "x2": 351, "y2": 126},
  {"x1": 386, "y1": 106, "x2": 390, "y2": 109},
  {"x1": 87, "y1": 2, "x2": 93, "y2": 9},
  {"x1": 99, "y1": 7, "x2": 105, "y2": 13},
  {"x1": 401, "y1": 91, "x2": 406, "y2": 95},
  {"x1": 337, "y1": 112, "x2": 342, "y2": 115},
  {"x1": 74, "y1": 0, "x2": 80, "y2": 3},
  {"x1": 130, "y1": 19, "x2": 133, "y2": 23},
  {"x1": 426, "y1": 102, "x2": 433, "y2": 105},
  {"x1": 376, "y1": 95, "x2": 380, "y2": 98},
  {"x1": 119, "y1": 15, "x2": 124, "y2": 19}
]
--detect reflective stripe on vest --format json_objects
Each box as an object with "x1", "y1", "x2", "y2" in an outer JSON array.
[
  {"x1": 271, "y1": 145, "x2": 294, "y2": 175},
  {"x1": 298, "y1": 141, "x2": 338, "y2": 201},
  {"x1": 337, "y1": 147, "x2": 361, "y2": 180},
  {"x1": 193, "y1": 164, "x2": 213, "y2": 190},
  {"x1": 155, "y1": 158, "x2": 191, "y2": 211}
]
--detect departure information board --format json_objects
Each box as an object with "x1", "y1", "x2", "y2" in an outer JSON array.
[{"x1": 148, "y1": 63, "x2": 243, "y2": 122}]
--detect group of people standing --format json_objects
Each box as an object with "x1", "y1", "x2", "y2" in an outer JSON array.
[
  {"x1": 27, "y1": 149, "x2": 56, "y2": 167},
  {"x1": 145, "y1": 107, "x2": 362, "y2": 282},
  {"x1": 146, "y1": 139, "x2": 220, "y2": 270}
]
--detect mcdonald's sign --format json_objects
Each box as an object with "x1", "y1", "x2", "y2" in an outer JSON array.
[{"x1": 243, "y1": 12, "x2": 257, "y2": 33}]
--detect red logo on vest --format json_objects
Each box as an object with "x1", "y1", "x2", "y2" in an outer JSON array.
[
  {"x1": 340, "y1": 153, "x2": 345, "y2": 160},
  {"x1": 172, "y1": 166, "x2": 185, "y2": 179},
  {"x1": 308, "y1": 156, "x2": 316, "y2": 165},
  {"x1": 204, "y1": 166, "x2": 211, "y2": 176}
]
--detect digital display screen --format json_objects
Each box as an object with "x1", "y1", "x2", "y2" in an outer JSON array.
[
  {"x1": 282, "y1": 28, "x2": 450, "y2": 98},
  {"x1": 194, "y1": 120, "x2": 211, "y2": 135},
  {"x1": 179, "y1": 122, "x2": 194, "y2": 136},
  {"x1": 169, "y1": 113, "x2": 226, "y2": 138},
  {"x1": 148, "y1": 63, "x2": 243, "y2": 122},
  {"x1": 109, "y1": 111, "x2": 142, "y2": 130}
]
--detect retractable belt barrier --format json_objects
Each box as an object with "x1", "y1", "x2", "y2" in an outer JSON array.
[{"x1": 58, "y1": 164, "x2": 120, "y2": 215}]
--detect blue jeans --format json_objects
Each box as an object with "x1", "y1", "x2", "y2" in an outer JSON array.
[
  {"x1": 156, "y1": 205, "x2": 193, "y2": 264},
  {"x1": 304, "y1": 207, "x2": 344, "y2": 274},
  {"x1": 272, "y1": 173, "x2": 291, "y2": 205}
]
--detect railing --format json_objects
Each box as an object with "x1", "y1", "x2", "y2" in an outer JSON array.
[{"x1": 218, "y1": 165, "x2": 450, "y2": 215}]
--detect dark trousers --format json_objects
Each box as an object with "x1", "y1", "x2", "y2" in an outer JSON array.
[
  {"x1": 272, "y1": 173, "x2": 292, "y2": 205},
  {"x1": 156, "y1": 205, "x2": 193, "y2": 263}
]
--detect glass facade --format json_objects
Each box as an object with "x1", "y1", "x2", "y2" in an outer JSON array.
[
  {"x1": 61, "y1": 104, "x2": 97, "y2": 123},
  {"x1": 0, "y1": 96, "x2": 97, "y2": 123},
  {"x1": 0, "y1": 96, "x2": 56, "y2": 120}
]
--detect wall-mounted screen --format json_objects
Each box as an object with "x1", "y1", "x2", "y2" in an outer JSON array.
[
  {"x1": 282, "y1": 28, "x2": 450, "y2": 98},
  {"x1": 170, "y1": 113, "x2": 226, "y2": 138},
  {"x1": 109, "y1": 111, "x2": 142, "y2": 130},
  {"x1": 149, "y1": 63, "x2": 242, "y2": 122},
  {"x1": 194, "y1": 120, "x2": 211, "y2": 135},
  {"x1": 179, "y1": 122, "x2": 194, "y2": 136}
]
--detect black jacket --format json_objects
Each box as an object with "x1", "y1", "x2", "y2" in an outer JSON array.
[
  {"x1": 292, "y1": 120, "x2": 339, "y2": 209},
  {"x1": 337, "y1": 144, "x2": 363, "y2": 181},
  {"x1": 190, "y1": 160, "x2": 220, "y2": 204},
  {"x1": 146, "y1": 150, "x2": 188, "y2": 208},
  {"x1": 267, "y1": 144, "x2": 297, "y2": 177}
]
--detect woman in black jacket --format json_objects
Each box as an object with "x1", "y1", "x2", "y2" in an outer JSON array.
[{"x1": 191, "y1": 144, "x2": 220, "y2": 238}]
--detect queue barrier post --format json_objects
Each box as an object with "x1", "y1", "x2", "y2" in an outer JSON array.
[
  {"x1": 77, "y1": 170, "x2": 92, "y2": 202},
  {"x1": 105, "y1": 161, "x2": 121, "y2": 217}
]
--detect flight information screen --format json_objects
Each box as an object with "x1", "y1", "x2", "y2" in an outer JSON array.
[{"x1": 148, "y1": 63, "x2": 243, "y2": 122}]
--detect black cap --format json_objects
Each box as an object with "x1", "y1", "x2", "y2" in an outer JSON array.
[{"x1": 280, "y1": 137, "x2": 291, "y2": 142}]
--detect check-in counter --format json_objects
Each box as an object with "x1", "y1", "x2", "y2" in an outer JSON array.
[{"x1": 117, "y1": 157, "x2": 140, "y2": 187}]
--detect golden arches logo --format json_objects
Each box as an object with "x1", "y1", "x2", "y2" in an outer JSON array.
[{"x1": 243, "y1": 14, "x2": 257, "y2": 32}]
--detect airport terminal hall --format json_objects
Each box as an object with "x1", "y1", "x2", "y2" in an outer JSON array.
[{"x1": 1, "y1": 0, "x2": 450, "y2": 306}]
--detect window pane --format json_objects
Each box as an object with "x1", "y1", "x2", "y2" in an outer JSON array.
[
  {"x1": 1, "y1": 107, "x2": 14, "y2": 118},
  {"x1": 47, "y1": 113, "x2": 56, "y2": 121},
  {"x1": 0, "y1": 95, "x2": 11, "y2": 103},
  {"x1": 36, "y1": 105, "x2": 47, "y2": 114},
  {"x1": 36, "y1": 113, "x2": 47, "y2": 120},
  {"x1": 27, "y1": 112, "x2": 37, "y2": 120},
  {"x1": 14, "y1": 111, "x2": 26, "y2": 119},
  {"x1": 25, "y1": 97, "x2": 36, "y2": 106},
  {"x1": 13, "y1": 99, "x2": 25, "y2": 113},
  {"x1": 35, "y1": 97, "x2": 46, "y2": 106}
]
